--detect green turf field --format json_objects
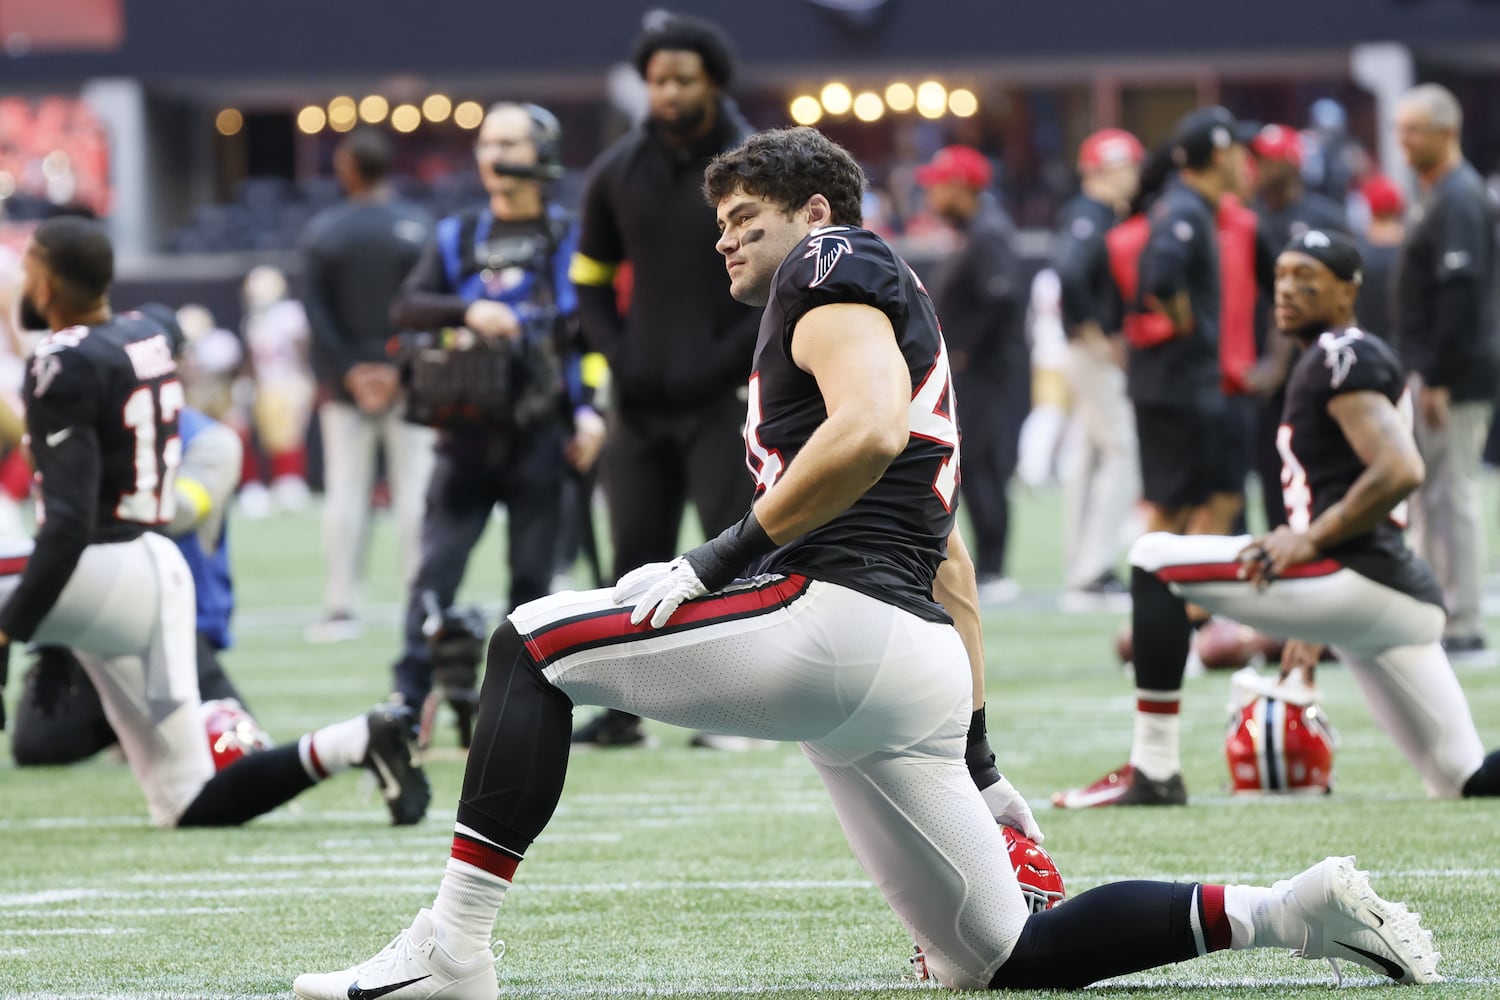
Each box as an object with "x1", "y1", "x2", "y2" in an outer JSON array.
[{"x1": 4, "y1": 487, "x2": 1499, "y2": 998}]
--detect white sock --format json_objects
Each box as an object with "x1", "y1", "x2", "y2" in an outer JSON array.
[
  {"x1": 430, "y1": 858, "x2": 510, "y2": 956},
  {"x1": 1128, "y1": 690, "x2": 1180, "y2": 780},
  {"x1": 298, "y1": 715, "x2": 371, "y2": 779},
  {"x1": 1224, "y1": 885, "x2": 1275, "y2": 949}
]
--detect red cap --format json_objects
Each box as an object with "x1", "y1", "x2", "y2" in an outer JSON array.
[
  {"x1": 915, "y1": 145, "x2": 992, "y2": 189},
  {"x1": 1361, "y1": 174, "x2": 1404, "y2": 219},
  {"x1": 1077, "y1": 128, "x2": 1144, "y2": 171},
  {"x1": 1251, "y1": 124, "x2": 1303, "y2": 166}
]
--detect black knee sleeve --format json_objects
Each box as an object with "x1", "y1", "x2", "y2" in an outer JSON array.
[
  {"x1": 455, "y1": 622, "x2": 574, "y2": 856},
  {"x1": 990, "y1": 881, "x2": 1201, "y2": 989},
  {"x1": 1130, "y1": 567, "x2": 1192, "y2": 692}
]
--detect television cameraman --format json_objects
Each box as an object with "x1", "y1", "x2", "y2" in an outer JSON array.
[{"x1": 386, "y1": 103, "x2": 604, "y2": 727}]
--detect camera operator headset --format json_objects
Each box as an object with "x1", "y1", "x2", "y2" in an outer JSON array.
[{"x1": 386, "y1": 102, "x2": 605, "y2": 717}]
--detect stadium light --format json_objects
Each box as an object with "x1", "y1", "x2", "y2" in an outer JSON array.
[
  {"x1": 297, "y1": 105, "x2": 328, "y2": 134},
  {"x1": 391, "y1": 103, "x2": 422, "y2": 133},
  {"x1": 423, "y1": 94, "x2": 452, "y2": 124},
  {"x1": 853, "y1": 92, "x2": 884, "y2": 122},
  {"x1": 328, "y1": 96, "x2": 358, "y2": 131},
  {"x1": 916, "y1": 81, "x2": 947, "y2": 119},
  {"x1": 820, "y1": 82, "x2": 853, "y2": 116},
  {"x1": 948, "y1": 88, "x2": 979, "y2": 118},
  {"x1": 885, "y1": 82, "x2": 915, "y2": 113},
  {"x1": 215, "y1": 108, "x2": 243, "y2": 137},
  {"x1": 789, "y1": 95, "x2": 822, "y2": 126},
  {"x1": 358, "y1": 95, "x2": 389, "y2": 125},
  {"x1": 454, "y1": 101, "x2": 485, "y2": 129}
]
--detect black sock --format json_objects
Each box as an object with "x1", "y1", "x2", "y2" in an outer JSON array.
[
  {"x1": 966, "y1": 706, "x2": 1002, "y2": 792},
  {"x1": 454, "y1": 622, "x2": 575, "y2": 856},
  {"x1": 1131, "y1": 567, "x2": 1192, "y2": 692},
  {"x1": 177, "y1": 744, "x2": 315, "y2": 827},
  {"x1": 990, "y1": 881, "x2": 1201, "y2": 989},
  {"x1": 1463, "y1": 749, "x2": 1500, "y2": 797}
]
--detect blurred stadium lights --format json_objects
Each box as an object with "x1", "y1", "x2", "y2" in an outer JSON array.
[
  {"x1": 948, "y1": 87, "x2": 979, "y2": 117},
  {"x1": 422, "y1": 94, "x2": 452, "y2": 124},
  {"x1": 852, "y1": 91, "x2": 884, "y2": 122},
  {"x1": 884, "y1": 82, "x2": 915, "y2": 113},
  {"x1": 915, "y1": 80, "x2": 947, "y2": 119},
  {"x1": 357, "y1": 95, "x2": 389, "y2": 124},
  {"x1": 390, "y1": 103, "x2": 421, "y2": 133},
  {"x1": 214, "y1": 108, "x2": 243, "y2": 136},
  {"x1": 819, "y1": 81, "x2": 853, "y2": 116},
  {"x1": 453, "y1": 100, "x2": 484, "y2": 129},
  {"x1": 327, "y1": 96, "x2": 358, "y2": 132},
  {"x1": 296, "y1": 105, "x2": 327, "y2": 134},
  {"x1": 789, "y1": 95, "x2": 822, "y2": 125}
]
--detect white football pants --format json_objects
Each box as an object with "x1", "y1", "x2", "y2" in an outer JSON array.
[
  {"x1": 510, "y1": 577, "x2": 1029, "y2": 989},
  {"x1": 0, "y1": 533, "x2": 209, "y2": 824},
  {"x1": 1131, "y1": 531, "x2": 1488, "y2": 798}
]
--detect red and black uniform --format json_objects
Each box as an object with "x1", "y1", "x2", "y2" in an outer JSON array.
[
  {"x1": 0, "y1": 312, "x2": 181, "y2": 641},
  {"x1": 750, "y1": 225, "x2": 958, "y2": 622},
  {"x1": 1279, "y1": 328, "x2": 1442, "y2": 606}
]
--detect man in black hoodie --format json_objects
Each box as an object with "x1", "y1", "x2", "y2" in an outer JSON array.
[{"x1": 568, "y1": 11, "x2": 760, "y2": 748}]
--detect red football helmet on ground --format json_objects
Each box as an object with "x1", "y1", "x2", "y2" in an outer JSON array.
[
  {"x1": 1003, "y1": 826, "x2": 1066, "y2": 912},
  {"x1": 1224, "y1": 668, "x2": 1336, "y2": 794},
  {"x1": 201, "y1": 698, "x2": 273, "y2": 771}
]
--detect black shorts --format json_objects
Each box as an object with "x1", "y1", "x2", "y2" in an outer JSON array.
[{"x1": 1135, "y1": 401, "x2": 1242, "y2": 509}]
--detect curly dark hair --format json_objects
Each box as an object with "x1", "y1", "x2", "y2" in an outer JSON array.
[
  {"x1": 703, "y1": 127, "x2": 866, "y2": 226},
  {"x1": 631, "y1": 11, "x2": 737, "y2": 88}
]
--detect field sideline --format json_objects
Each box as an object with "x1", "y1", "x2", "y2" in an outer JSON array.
[{"x1": 4, "y1": 486, "x2": 1500, "y2": 999}]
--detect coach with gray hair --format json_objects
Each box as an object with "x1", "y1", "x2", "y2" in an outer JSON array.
[{"x1": 1393, "y1": 82, "x2": 1500, "y2": 663}]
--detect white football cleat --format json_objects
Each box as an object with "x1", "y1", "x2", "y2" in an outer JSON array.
[
  {"x1": 293, "y1": 910, "x2": 501, "y2": 1000},
  {"x1": 1277, "y1": 856, "x2": 1441, "y2": 985}
]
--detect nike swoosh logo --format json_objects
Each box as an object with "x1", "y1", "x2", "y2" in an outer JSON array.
[
  {"x1": 369, "y1": 753, "x2": 402, "y2": 801},
  {"x1": 45, "y1": 427, "x2": 73, "y2": 447},
  {"x1": 347, "y1": 974, "x2": 430, "y2": 1000},
  {"x1": 1332, "y1": 940, "x2": 1406, "y2": 980}
]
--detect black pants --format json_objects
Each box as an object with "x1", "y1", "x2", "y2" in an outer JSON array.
[
  {"x1": 10, "y1": 633, "x2": 242, "y2": 767},
  {"x1": 601, "y1": 394, "x2": 752, "y2": 581},
  {"x1": 955, "y1": 370, "x2": 1029, "y2": 579},
  {"x1": 393, "y1": 422, "x2": 566, "y2": 707}
]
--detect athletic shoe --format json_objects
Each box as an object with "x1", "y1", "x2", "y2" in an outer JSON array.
[
  {"x1": 1276, "y1": 856, "x2": 1441, "y2": 984},
  {"x1": 570, "y1": 709, "x2": 657, "y2": 749},
  {"x1": 688, "y1": 733, "x2": 779, "y2": 751},
  {"x1": 1443, "y1": 634, "x2": 1498, "y2": 667},
  {"x1": 1060, "y1": 571, "x2": 1132, "y2": 613},
  {"x1": 1050, "y1": 763, "x2": 1187, "y2": 808},
  {"x1": 305, "y1": 612, "x2": 363, "y2": 645},
  {"x1": 976, "y1": 576, "x2": 1021, "y2": 606},
  {"x1": 293, "y1": 909, "x2": 501, "y2": 1000},
  {"x1": 365, "y1": 705, "x2": 431, "y2": 826}
]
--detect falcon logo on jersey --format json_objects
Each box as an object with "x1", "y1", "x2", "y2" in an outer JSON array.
[
  {"x1": 804, "y1": 229, "x2": 853, "y2": 288},
  {"x1": 1319, "y1": 330, "x2": 1361, "y2": 389},
  {"x1": 30, "y1": 353, "x2": 62, "y2": 397}
]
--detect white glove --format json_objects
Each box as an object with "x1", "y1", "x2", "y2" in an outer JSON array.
[
  {"x1": 612, "y1": 557, "x2": 709, "y2": 628},
  {"x1": 981, "y1": 774, "x2": 1044, "y2": 844}
]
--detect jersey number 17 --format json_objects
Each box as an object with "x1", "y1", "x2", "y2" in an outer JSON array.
[{"x1": 117, "y1": 379, "x2": 185, "y2": 524}]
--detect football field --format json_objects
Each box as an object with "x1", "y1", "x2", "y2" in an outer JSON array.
[{"x1": 5, "y1": 488, "x2": 1500, "y2": 998}]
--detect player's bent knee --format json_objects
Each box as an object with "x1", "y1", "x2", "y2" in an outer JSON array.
[{"x1": 484, "y1": 621, "x2": 571, "y2": 707}]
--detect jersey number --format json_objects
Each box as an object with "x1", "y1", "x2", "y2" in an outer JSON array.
[
  {"x1": 1276, "y1": 424, "x2": 1312, "y2": 531},
  {"x1": 909, "y1": 341, "x2": 960, "y2": 509},
  {"x1": 117, "y1": 380, "x2": 184, "y2": 524},
  {"x1": 742, "y1": 343, "x2": 961, "y2": 509}
]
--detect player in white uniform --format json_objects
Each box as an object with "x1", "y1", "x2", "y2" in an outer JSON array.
[
  {"x1": 0, "y1": 217, "x2": 430, "y2": 828},
  {"x1": 293, "y1": 130, "x2": 1439, "y2": 999}
]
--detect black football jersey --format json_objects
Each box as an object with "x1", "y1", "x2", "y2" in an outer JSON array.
[
  {"x1": 0, "y1": 312, "x2": 183, "y2": 641},
  {"x1": 1278, "y1": 328, "x2": 1443, "y2": 606},
  {"x1": 746, "y1": 226, "x2": 957, "y2": 623}
]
